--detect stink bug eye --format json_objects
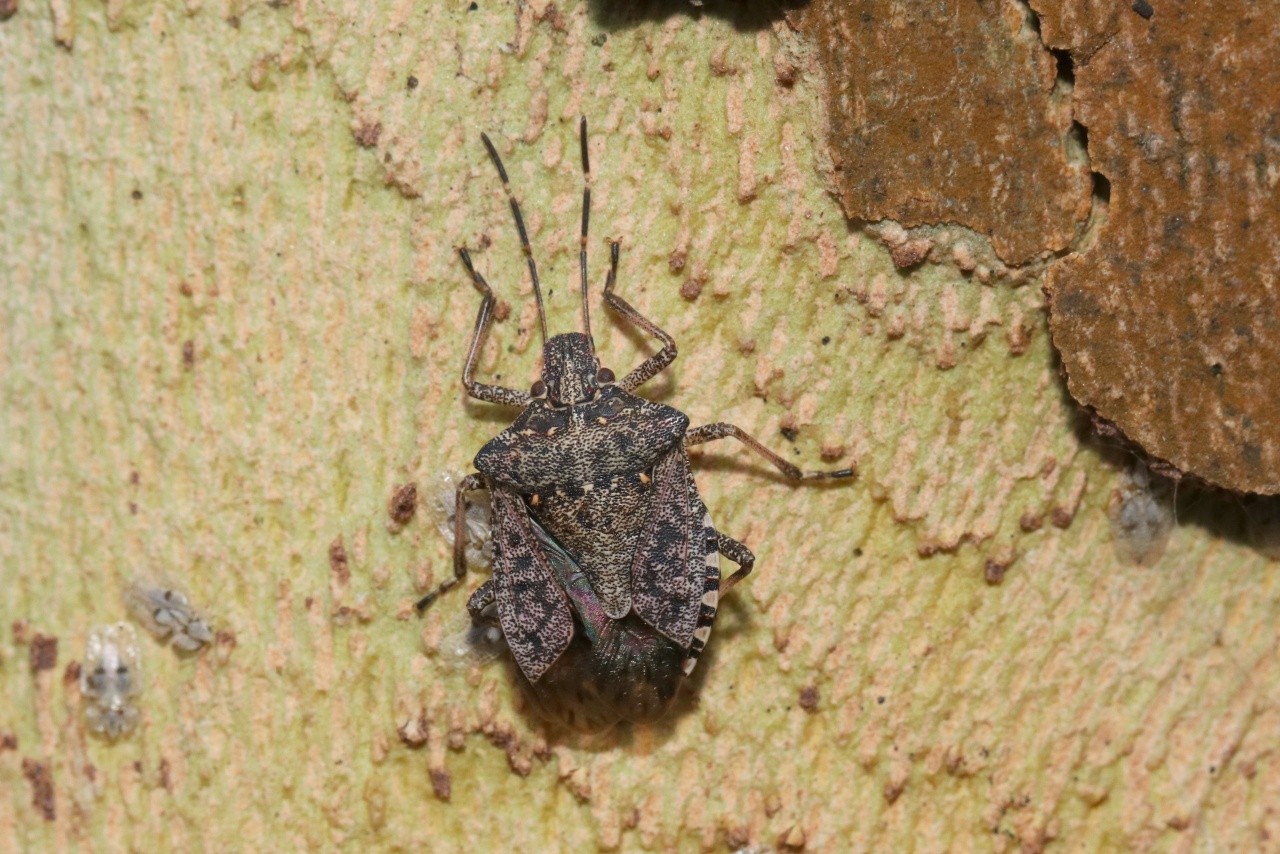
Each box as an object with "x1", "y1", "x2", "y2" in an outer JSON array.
[{"x1": 416, "y1": 116, "x2": 854, "y2": 731}]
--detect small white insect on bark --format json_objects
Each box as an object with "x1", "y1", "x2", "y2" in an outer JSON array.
[
  {"x1": 436, "y1": 600, "x2": 507, "y2": 670},
  {"x1": 1108, "y1": 461, "x2": 1175, "y2": 566},
  {"x1": 80, "y1": 623, "x2": 142, "y2": 739},
  {"x1": 432, "y1": 470, "x2": 493, "y2": 569},
  {"x1": 123, "y1": 579, "x2": 214, "y2": 652}
]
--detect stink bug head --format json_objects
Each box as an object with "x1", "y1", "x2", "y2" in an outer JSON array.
[{"x1": 537, "y1": 332, "x2": 608, "y2": 406}]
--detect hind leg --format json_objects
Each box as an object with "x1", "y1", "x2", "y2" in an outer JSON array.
[{"x1": 713, "y1": 531, "x2": 756, "y2": 594}]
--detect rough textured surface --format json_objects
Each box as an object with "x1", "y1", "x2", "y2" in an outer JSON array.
[
  {"x1": 1040, "y1": 0, "x2": 1280, "y2": 495},
  {"x1": 791, "y1": 0, "x2": 1093, "y2": 266},
  {"x1": 2, "y1": 0, "x2": 1278, "y2": 850}
]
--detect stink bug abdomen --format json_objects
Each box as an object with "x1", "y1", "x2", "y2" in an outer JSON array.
[{"x1": 516, "y1": 613, "x2": 686, "y2": 731}]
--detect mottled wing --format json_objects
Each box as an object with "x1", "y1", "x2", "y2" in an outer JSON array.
[
  {"x1": 490, "y1": 488, "x2": 574, "y2": 682},
  {"x1": 630, "y1": 447, "x2": 713, "y2": 648}
]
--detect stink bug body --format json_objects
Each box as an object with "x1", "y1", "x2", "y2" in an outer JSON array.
[{"x1": 418, "y1": 119, "x2": 852, "y2": 731}]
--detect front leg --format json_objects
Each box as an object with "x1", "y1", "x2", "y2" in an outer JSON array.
[
  {"x1": 601, "y1": 241, "x2": 678, "y2": 392},
  {"x1": 458, "y1": 248, "x2": 531, "y2": 407},
  {"x1": 416, "y1": 472, "x2": 486, "y2": 612}
]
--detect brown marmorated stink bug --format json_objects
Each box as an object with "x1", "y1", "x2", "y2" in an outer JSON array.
[{"x1": 417, "y1": 118, "x2": 853, "y2": 731}]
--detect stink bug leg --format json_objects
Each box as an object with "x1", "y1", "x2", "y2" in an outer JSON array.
[
  {"x1": 685, "y1": 422, "x2": 856, "y2": 482},
  {"x1": 600, "y1": 240, "x2": 678, "y2": 392},
  {"x1": 457, "y1": 250, "x2": 530, "y2": 408},
  {"x1": 416, "y1": 473, "x2": 485, "y2": 612}
]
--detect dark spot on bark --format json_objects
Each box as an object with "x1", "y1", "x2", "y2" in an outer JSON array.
[
  {"x1": 1132, "y1": 0, "x2": 1154, "y2": 19},
  {"x1": 591, "y1": 33, "x2": 607, "y2": 47},
  {"x1": 984, "y1": 557, "x2": 1010, "y2": 585},
  {"x1": 798, "y1": 685, "x2": 820, "y2": 712},
  {"x1": 354, "y1": 121, "x2": 382, "y2": 148},
  {"x1": 30, "y1": 634, "x2": 57, "y2": 672},
  {"x1": 821, "y1": 336, "x2": 831, "y2": 345},
  {"x1": 388, "y1": 482, "x2": 418, "y2": 527},
  {"x1": 406, "y1": 75, "x2": 418, "y2": 90},
  {"x1": 329, "y1": 536, "x2": 350, "y2": 585},
  {"x1": 216, "y1": 629, "x2": 237, "y2": 652},
  {"x1": 131, "y1": 189, "x2": 142, "y2": 201},
  {"x1": 21, "y1": 758, "x2": 55, "y2": 821},
  {"x1": 0, "y1": 732, "x2": 17, "y2": 751},
  {"x1": 780, "y1": 426, "x2": 799, "y2": 443},
  {"x1": 431, "y1": 768, "x2": 452, "y2": 800},
  {"x1": 679, "y1": 278, "x2": 703, "y2": 301}
]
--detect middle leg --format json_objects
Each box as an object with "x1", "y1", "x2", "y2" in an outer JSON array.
[
  {"x1": 416, "y1": 472, "x2": 486, "y2": 612},
  {"x1": 685, "y1": 423, "x2": 855, "y2": 480}
]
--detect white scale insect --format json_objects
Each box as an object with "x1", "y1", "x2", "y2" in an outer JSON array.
[
  {"x1": 1108, "y1": 461, "x2": 1175, "y2": 567},
  {"x1": 80, "y1": 623, "x2": 142, "y2": 739},
  {"x1": 123, "y1": 580, "x2": 214, "y2": 652}
]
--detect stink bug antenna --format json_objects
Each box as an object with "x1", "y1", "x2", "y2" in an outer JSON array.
[
  {"x1": 481, "y1": 132, "x2": 549, "y2": 344},
  {"x1": 578, "y1": 116, "x2": 593, "y2": 348}
]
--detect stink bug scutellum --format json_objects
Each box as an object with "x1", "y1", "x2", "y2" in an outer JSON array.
[{"x1": 417, "y1": 118, "x2": 852, "y2": 731}]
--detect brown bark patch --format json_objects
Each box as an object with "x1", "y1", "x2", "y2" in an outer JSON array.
[
  {"x1": 387, "y1": 482, "x2": 418, "y2": 528},
  {"x1": 791, "y1": 0, "x2": 1091, "y2": 266},
  {"x1": 29, "y1": 633, "x2": 57, "y2": 672},
  {"x1": 329, "y1": 536, "x2": 350, "y2": 585},
  {"x1": 1042, "y1": 1, "x2": 1280, "y2": 494},
  {"x1": 21, "y1": 758, "x2": 55, "y2": 821}
]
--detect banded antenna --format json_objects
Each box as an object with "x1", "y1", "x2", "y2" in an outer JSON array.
[
  {"x1": 578, "y1": 116, "x2": 593, "y2": 347},
  {"x1": 480, "y1": 132, "x2": 549, "y2": 343}
]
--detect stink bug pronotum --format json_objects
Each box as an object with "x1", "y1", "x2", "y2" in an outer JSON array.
[{"x1": 417, "y1": 118, "x2": 852, "y2": 731}]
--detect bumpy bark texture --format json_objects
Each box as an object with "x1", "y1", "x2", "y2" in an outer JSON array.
[{"x1": 2, "y1": 1, "x2": 1277, "y2": 851}]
